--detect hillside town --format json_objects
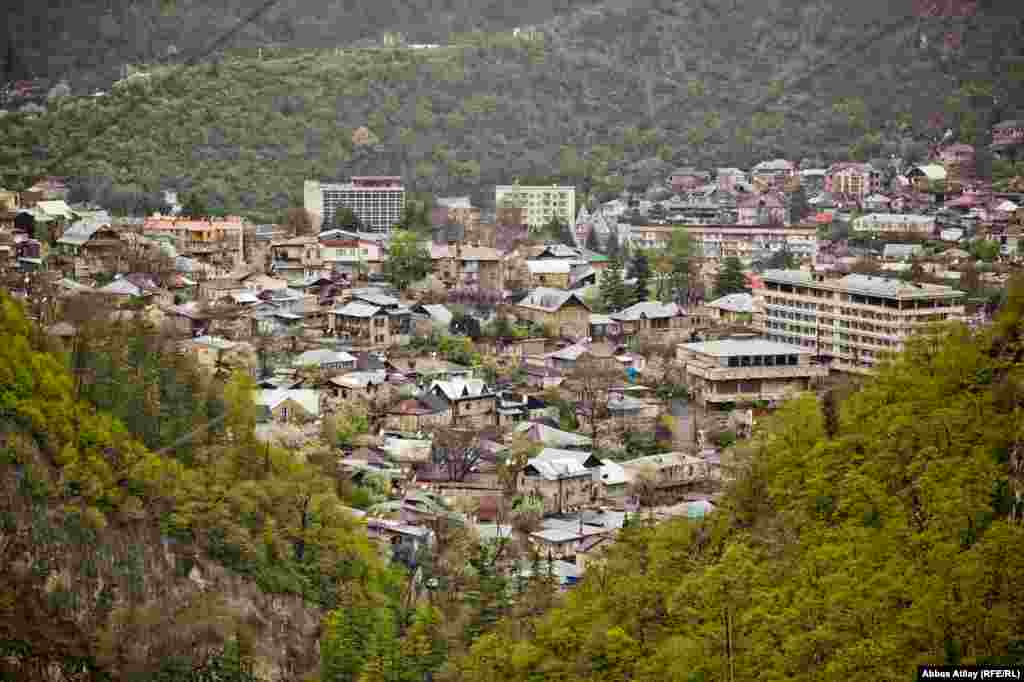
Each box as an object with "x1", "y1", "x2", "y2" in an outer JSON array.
[{"x1": 2, "y1": 122, "x2": 1023, "y2": 590}]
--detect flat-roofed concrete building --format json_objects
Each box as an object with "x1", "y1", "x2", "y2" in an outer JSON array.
[
  {"x1": 754, "y1": 269, "x2": 965, "y2": 374},
  {"x1": 495, "y1": 184, "x2": 576, "y2": 231},
  {"x1": 676, "y1": 338, "x2": 827, "y2": 406},
  {"x1": 304, "y1": 177, "x2": 406, "y2": 234},
  {"x1": 629, "y1": 224, "x2": 818, "y2": 263}
]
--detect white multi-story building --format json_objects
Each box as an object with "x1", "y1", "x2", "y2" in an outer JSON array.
[
  {"x1": 304, "y1": 177, "x2": 406, "y2": 234},
  {"x1": 852, "y1": 213, "x2": 935, "y2": 235},
  {"x1": 495, "y1": 184, "x2": 575, "y2": 231},
  {"x1": 755, "y1": 269, "x2": 965, "y2": 374}
]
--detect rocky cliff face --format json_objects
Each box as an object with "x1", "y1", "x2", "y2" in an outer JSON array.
[{"x1": 0, "y1": 433, "x2": 322, "y2": 681}]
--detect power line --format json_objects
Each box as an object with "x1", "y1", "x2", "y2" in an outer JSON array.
[{"x1": 40, "y1": 0, "x2": 288, "y2": 174}]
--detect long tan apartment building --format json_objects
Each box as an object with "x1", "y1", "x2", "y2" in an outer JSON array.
[
  {"x1": 629, "y1": 224, "x2": 818, "y2": 263},
  {"x1": 754, "y1": 269, "x2": 965, "y2": 374}
]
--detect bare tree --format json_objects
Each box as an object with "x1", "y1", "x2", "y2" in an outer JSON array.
[
  {"x1": 565, "y1": 356, "x2": 623, "y2": 450},
  {"x1": 428, "y1": 426, "x2": 483, "y2": 482}
]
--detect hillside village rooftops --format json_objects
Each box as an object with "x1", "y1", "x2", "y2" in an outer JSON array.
[
  {"x1": 294, "y1": 349, "x2": 357, "y2": 367},
  {"x1": 189, "y1": 335, "x2": 237, "y2": 351},
  {"x1": 761, "y1": 269, "x2": 965, "y2": 299},
  {"x1": 883, "y1": 244, "x2": 924, "y2": 260}
]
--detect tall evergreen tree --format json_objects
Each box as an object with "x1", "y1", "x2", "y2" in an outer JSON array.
[
  {"x1": 714, "y1": 256, "x2": 749, "y2": 297},
  {"x1": 631, "y1": 252, "x2": 652, "y2": 304},
  {"x1": 600, "y1": 259, "x2": 629, "y2": 312}
]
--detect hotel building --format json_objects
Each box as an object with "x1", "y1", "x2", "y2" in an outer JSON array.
[
  {"x1": 304, "y1": 177, "x2": 406, "y2": 234},
  {"x1": 754, "y1": 269, "x2": 965, "y2": 374},
  {"x1": 495, "y1": 184, "x2": 575, "y2": 231},
  {"x1": 629, "y1": 224, "x2": 818, "y2": 263}
]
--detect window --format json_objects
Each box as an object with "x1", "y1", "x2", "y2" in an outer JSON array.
[{"x1": 787, "y1": 355, "x2": 798, "y2": 366}]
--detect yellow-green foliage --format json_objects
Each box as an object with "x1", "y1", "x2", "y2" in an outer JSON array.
[
  {"x1": 0, "y1": 294, "x2": 391, "y2": 609},
  {"x1": 449, "y1": 280, "x2": 1024, "y2": 681}
]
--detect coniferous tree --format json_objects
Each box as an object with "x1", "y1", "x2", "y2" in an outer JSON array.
[
  {"x1": 714, "y1": 256, "x2": 748, "y2": 297},
  {"x1": 631, "y1": 252, "x2": 652, "y2": 304},
  {"x1": 600, "y1": 259, "x2": 628, "y2": 312}
]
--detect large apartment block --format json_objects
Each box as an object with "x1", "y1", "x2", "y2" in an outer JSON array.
[
  {"x1": 754, "y1": 269, "x2": 965, "y2": 374},
  {"x1": 304, "y1": 177, "x2": 406, "y2": 234},
  {"x1": 629, "y1": 224, "x2": 818, "y2": 263},
  {"x1": 495, "y1": 184, "x2": 575, "y2": 231}
]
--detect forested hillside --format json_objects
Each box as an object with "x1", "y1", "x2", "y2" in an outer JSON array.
[
  {"x1": 444, "y1": 277, "x2": 1024, "y2": 682},
  {"x1": 0, "y1": 295, "x2": 403, "y2": 679},
  {"x1": 1, "y1": 0, "x2": 1022, "y2": 220}
]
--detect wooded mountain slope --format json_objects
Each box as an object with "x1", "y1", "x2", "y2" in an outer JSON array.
[
  {"x1": 2, "y1": 1, "x2": 1022, "y2": 220},
  {"x1": 446, "y1": 277, "x2": 1024, "y2": 682},
  {"x1": 0, "y1": 297, "x2": 400, "y2": 679}
]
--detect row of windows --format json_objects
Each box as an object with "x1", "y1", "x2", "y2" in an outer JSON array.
[{"x1": 724, "y1": 354, "x2": 799, "y2": 368}]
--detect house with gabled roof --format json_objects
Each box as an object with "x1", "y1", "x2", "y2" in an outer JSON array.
[
  {"x1": 255, "y1": 388, "x2": 322, "y2": 424},
  {"x1": 428, "y1": 378, "x2": 497, "y2": 427},
  {"x1": 514, "y1": 287, "x2": 591, "y2": 338},
  {"x1": 609, "y1": 300, "x2": 687, "y2": 336},
  {"x1": 520, "y1": 448, "x2": 603, "y2": 514},
  {"x1": 329, "y1": 295, "x2": 411, "y2": 349}
]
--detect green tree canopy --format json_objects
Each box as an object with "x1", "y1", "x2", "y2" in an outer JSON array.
[
  {"x1": 383, "y1": 229, "x2": 431, "y2": 290},
  {"x1": 714, "y1": 256, "x2": 748, "y2": 297}
]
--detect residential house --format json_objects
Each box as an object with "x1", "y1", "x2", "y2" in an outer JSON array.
[
  {"x1": 525, "y1": 259, "x2": 573, "y2": 288},
  {"x1": 386, "y1": 355, "x2": 471, "y2": 384},
  {"x1": 256, "y1": 388, "x2": 322, "y2": 424},
  {"x1": 737, "y1": 193, "x2": 787, "y2": 226},
  {"x1": 514, "y1": 287, "x2": 591, "y2": 338},
  {"x1": 512, "y1": 421, "x2": 593, "y2": 450},
  {"x1": 906, "y1": 164, "x2": 948, "y2": 192},
  {"x1": 716, "y1": 168, "x2": 746, "y2": 193},
  {"x1": 610, "y1": 301, "x2": 688, "y2": 338},
  {"x1": 824, "y1": 162, "x2": 883, "y2": 199},
  {"x1": 142, "y1": 214, "x2": 246, "y2": 270},
  {"x1": 328, "y1": 370, "x2": 391, "y2": 403},
  {"x1": 431, "y1": 197, "x2": 482, "y2": 240},
  {"x1": 676, "y1": 338, "x2": 828, "y2": 406},
  {"x1": 180, "y1": 335, "x2": 257, "y2": 376},
  {"x1": 385, "y1": 393, "x2": 453, "y2": 431},
  {"x1": 429, "y1": 378, "x2": 497, "y2": 427},
  {"x1": 293, "y1": 348, "x2": 357, "y2": 373},
  {"x1": 519, "y1": 448, "x2": 604, "y2": 514},
  {"x1": 939, "y1": 144, "x2": 976, "y2": 189},
  {"x1": 618, "y1": 452, "x2": 716, "y2": 505},
  {"x1": 430, "y1": 242, "x2": 504, "y2": 290},
  {"x1": 199, "y1": 277, "x2": 248, "y2": 301},
  {"x1": 52, "y1": 215, "x2": 122, "y2": 280},
  {"x1": 410, "y1": 303, "x2": 454, "y2": 334},
  {"x1": 319, "y1": 232, "x2": 385, "y2": 277},
  {"x1": 750, "y1": 159, "x2": 796, "y2": 190},
  {"x1": 705, "y1": 292, "x2": 755, "y2": 324},
  {"x1": 330, "y1": 295, "x2": 411, "y2": 349},
  {"x1": 863, "y1": 193, "x2": 892, "y2": 213},
  {"x1": 882, "y1": 244, "x2": 925, "y2": 262},
  {"x1": 669, "y1": 167, "x2": 710, "y2": 193},
  {"x1": 270, "y1": 235, "x2": 325, "y2": 283}
]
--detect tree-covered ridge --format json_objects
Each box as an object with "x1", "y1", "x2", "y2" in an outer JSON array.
[
  {"x1": 3, "y1": 0, "x2": 1022, "y2": 221},
  {"x1": 449, "y1": 279, "x2": 1024, "y2": 682},
  {"x1": 0, "y1": 294, "x2": 399, "y2": 677}
]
